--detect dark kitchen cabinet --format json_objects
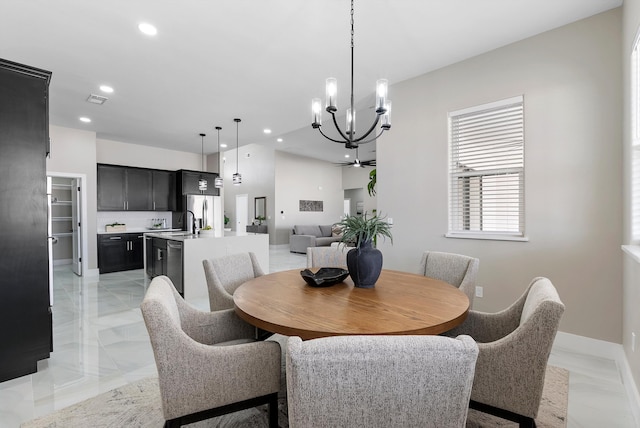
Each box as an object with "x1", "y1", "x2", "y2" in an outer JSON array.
[
  {"x1": 97, "y1": 165, "x2": 126, "y2": 210},
  {"x1": 0, "y1": 58, "x2": 52, "y2": 382},
  {"x1": 177, "y1": 169, "x2": 220, "y2": 196},
  {"x1": 97, "y1": 164, "x2": 152, "y2": 211},
  {"x1": 126, "y1": 168, "x2": 153, "y2": 211},
  {"x1": 152, "y1": 170, "x2": 175, "y2": 211},
  {"x1": 98, "y1": 233, "x2": 144, "y2": 273},
  {"x1": 98, "y1": 164, "x2": 175, "y2": 212}
]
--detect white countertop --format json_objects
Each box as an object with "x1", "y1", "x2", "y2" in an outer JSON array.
[
  {"x1": 144, "y1": 230, "x2": 244, "y2": 241},
  {"x1": 98, "y1": 228, "x2": 181, "y2": 235}
]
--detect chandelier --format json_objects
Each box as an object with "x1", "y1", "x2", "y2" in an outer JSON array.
[{"x1": 311, "y1": 0, "x2": 391, "y2": 149}]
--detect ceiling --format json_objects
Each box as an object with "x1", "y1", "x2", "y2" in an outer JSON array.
[{"x1": 0, "y1": 0, "x2": 621, "y2": 164}]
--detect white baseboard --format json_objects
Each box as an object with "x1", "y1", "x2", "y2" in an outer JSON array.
[
  {"x1": 53, "y1": 259, "x2": 72, "y2": 266},
  {"x1": 554, "y1": 331, "x2": 640, "y2": 426},
  {"x1": 84, "y1": 268, "x2": 100, "y2": 278}
]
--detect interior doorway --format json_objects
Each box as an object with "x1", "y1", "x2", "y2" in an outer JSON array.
[{"x1": 47, "y1": 172, "x2": 88, "y2": 278}]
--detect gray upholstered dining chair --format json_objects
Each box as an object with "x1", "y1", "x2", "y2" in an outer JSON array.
[
  {"x1": 306, "y1": 245, "x2": 352, "y2": 268},
  {"x1": 445, "y1": 277, "x2": 565, "y2": 428},
  {"x1": 202, "y1": 252, "x2": 264, "y2": 311},
  {"x1": 286, "y1": 334, "x2": 479, "y2": 428},
  {"x1": 141, "y1": 275, "x2": 281, "y2": 428},
  {"x1": 419, "y1": 250, "x2": 479, "y2": 308}
]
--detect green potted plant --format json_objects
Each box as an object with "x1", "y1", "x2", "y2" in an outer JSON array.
[{"x1": 336, "y1": 212, "x2": 392, "y2": 288}]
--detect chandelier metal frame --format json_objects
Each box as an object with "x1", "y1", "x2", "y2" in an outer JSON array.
[{"x1": 311, "y1": 0, "x2": 391, "y2": 149}]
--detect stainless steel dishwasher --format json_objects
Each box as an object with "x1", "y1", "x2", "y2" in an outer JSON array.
[{"x1": 166, "y1": 240, "x2": 183, "y2": 294}]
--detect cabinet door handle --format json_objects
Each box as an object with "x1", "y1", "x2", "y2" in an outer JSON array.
[
  {"x1": 153, "y1": 201, "x2": 156, "y2": 210},
  {"x1": 157, "y1": 248, "x2": 162, "y2": 261},
  {"x1": 109, "y1": 236, "x2": 122, "y2": 240}
]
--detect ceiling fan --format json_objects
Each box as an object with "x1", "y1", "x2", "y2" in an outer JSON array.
[{"x1": 335, "y1": 147, "x2": 376, "y2": 168}]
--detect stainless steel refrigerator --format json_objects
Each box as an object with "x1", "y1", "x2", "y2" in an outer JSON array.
[{"x1": 185, "y1": 194, "x2": 223, "y2": 236}]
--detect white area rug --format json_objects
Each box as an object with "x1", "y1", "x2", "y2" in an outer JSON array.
[{"x1": 22, "y1": 366, "x2": 568, "y2": 427}]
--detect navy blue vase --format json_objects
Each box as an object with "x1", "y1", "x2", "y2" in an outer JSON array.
[{"x1": 346, "y1": 239, "x2": 383, "y2": 288}]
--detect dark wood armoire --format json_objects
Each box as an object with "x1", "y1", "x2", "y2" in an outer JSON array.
[{"x1": 0, "y1": 58, "x2": 52, "y2": 382}]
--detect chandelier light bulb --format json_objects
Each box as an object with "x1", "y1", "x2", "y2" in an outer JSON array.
[
  {"x1": 346, "y1": 108, "x2": 355, "y2": 135},
  {"x1": 325, "y1": 78, "x2": 337, "y2": 110},
  {"x1": 382, "y1": 101, "x2": 392, "y2": 129},
  {"x1": 311, "y1": 98, "x2": 322, "y2": 126},
  {"x1": 376, "y1": 79, "x2": 388, "y2": 112}
]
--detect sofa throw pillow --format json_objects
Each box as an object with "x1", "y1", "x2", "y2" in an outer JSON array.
[{"x1": 331, "y1": 224, "x2": 343, "y2": 237}]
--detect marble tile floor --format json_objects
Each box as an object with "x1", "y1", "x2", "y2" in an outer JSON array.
[{"x1": 0, "y1": 245, "x2": 636, "y2": 428}]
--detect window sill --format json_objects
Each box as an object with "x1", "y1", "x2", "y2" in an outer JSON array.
[
  {"x1": 622, "y1": 245, "x2": 640, "y2": 264},
  {"x1": 445, "y1": 233, "x2": 529, "y2": 242}
]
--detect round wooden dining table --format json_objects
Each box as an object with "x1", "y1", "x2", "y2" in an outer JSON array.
[{"x1": 233, "y1": 268, "x2": 469, "y2": 340}]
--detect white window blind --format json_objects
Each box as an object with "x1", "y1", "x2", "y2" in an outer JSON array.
[{"x1": 448, "y1": 96, "x2": 525, "y2": 239}]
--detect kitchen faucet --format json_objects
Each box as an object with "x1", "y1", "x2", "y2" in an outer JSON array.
[{"x1": 186, "y1": 210, "x2": 197, "y2": 234}]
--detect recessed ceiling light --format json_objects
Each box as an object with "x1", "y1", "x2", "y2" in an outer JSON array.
[
  {"x1": 277, "y1": 138, "x2": 283, "y2": 142},
  {"x1": 263, "y1": 129, "x2": 271, "y2": 134},
  {"x1": 220, "y1": 143, "x2": 228, "y2": 148},
  {"x1": 79, "y1": 117, "x2": 91, "y2": 123},
  {"x1": 99, "y1": 85, "x2": 114, "y2": 93},
  {"x1": 138, "y1": 22, "x2": 157, "y2": 36}
]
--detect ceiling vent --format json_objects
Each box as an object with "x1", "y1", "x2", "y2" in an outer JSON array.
[{"x1": 86, "y1": 94, "x2": 108, "y2": 105}]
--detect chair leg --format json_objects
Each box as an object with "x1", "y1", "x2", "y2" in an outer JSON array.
[
  {"x1": 520, "y1": 417, "x2": 536, "y2": 428},
  {"x1": 164, "y1": 419, "x2": 181, "y2": 428},
  {"x1": 470, "y1": 400, "x2": 536, "y2": 428},
  {"x1": 268, "y1": 393, "x2": 278, "y2": 428}
]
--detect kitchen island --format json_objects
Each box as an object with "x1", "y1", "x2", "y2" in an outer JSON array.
[{"x1": 143, "y1": 231, "x2": 269, "y2": 305}]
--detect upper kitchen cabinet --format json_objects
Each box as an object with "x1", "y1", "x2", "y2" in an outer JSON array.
[
  {"x1": 152, "y1": 170, "x2": 176, "y2": 211},
  {"x1": 98, "y1": 164, "x2": 174, "y2": 211},
  {"x1": 0, "y1": 58, "x2": 52, "y2": 382},
  {"x1": 177, "y1": 169, "x2": 220, "y2": 196}
]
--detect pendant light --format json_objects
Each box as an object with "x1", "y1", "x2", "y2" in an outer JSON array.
[
  {"x1": 232, "y1": 118, "x2": 242, "y2": 185},
  {"x1": 198, "y1": 133, "x2": 207, "y2": 191},
  {"x1": 214, "y1": 126, "x2": 223, "y2": 188}
]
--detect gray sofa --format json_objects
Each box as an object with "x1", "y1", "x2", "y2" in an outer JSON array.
[{"x1": 290, "y1": 225, "x2": 341, "y2": 254}]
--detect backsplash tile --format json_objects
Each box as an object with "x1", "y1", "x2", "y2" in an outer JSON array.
[{"x1": 97, "y1": 211, "x2": 172, "y2": 232}]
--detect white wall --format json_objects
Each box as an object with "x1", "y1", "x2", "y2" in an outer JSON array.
[
  {"x1": 96, "y1": 138, "x2": 201, "y2": 170},
  {"x1": 622, "y1": 0, "x2": 640, "y2": 394},
  {"x1": 273, "y1": 151, "x2": 344, "y2": 244},
  {"x1": 378, "y1": 9, "x2": 623, "y2": 343}
]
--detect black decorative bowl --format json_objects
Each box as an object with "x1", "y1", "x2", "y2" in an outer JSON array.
[{"x1": 300, "y1": 268, "x2": 349, "y2": 287}]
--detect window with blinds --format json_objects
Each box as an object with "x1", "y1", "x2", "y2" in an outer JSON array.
[{"x1": 448, "y1": 96, "x2": 525, "y2": 240}]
